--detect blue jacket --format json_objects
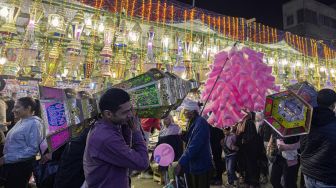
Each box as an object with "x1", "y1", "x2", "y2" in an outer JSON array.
[{"x1": 179, "y1": 115, "x2": 213, "y2": 174}]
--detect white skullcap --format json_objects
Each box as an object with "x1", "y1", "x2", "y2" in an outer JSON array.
[{"x1": 180, "y1": 98, "x2": 200, "y2": 112}]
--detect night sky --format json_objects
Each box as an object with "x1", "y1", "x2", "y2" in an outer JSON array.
[{"x1": 175, "y1": 0, "x2": 335, "y2": 29}]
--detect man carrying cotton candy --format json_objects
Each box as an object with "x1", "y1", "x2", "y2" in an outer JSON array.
[{"x1": 175, "y1": 98, "x2": 213, "y2": 188}]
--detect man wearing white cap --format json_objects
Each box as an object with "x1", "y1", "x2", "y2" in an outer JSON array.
[{"x1": 175, "y1": 98, "x2": 212, "y2": 188}]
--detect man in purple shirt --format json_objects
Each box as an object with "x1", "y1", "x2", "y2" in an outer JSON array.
[{"x1": 83, "y1": 88, "x2": 149, "y2": 188}]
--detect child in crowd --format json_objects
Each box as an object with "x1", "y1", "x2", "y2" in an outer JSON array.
[{"x1": 222, "y1": 127, "x2": 239, "y2": 187}]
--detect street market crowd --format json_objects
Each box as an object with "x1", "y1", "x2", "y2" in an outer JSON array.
[{"x1": 0, "y1": 88, "x2": 334, "y2": 188}]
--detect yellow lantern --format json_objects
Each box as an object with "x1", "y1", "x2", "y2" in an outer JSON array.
[
  {"x1": 0, "y1": 0, "x2": 21, "y2": 36},
  {"x1": 81, "y1": 14, "x2": 101, "y2": 89},
  {"x1": 2, "y1": 36, "x2": 20, "y2": 76},
  {"x1": 16, "y1": 0, "x2": 44, "y2": 78},
  {"x1": 43, "y1": 8, "x2": 66, "y2": 86}
]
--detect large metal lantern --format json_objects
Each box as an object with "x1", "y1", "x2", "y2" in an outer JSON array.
[
  {"x1": 264, "y1": 90, "x2": 313, "y2": 137},
  {"x1": 113, "y1": 68, "x2": 191, "y2": 118},
  {"x1": 287, "y1": 81, "x2": 318, "y2": 107}
]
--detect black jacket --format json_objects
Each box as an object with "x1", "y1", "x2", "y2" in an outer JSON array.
[
  {"x1": 53, "y1": 128, "x2": 90, "y2": 188},
  {"x1": 301, "y1": 106, "x2": 336, "y2": 185}
]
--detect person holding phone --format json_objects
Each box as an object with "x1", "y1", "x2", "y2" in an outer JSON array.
[{"x1": 83, "y1": 88, "x2": 149, "y2": 188}]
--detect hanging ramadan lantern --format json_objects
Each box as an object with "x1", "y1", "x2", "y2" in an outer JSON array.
[
  {"x1": 183, "y1": 34, "x2": 192, "y2": 79},
  {"x1": 0, "y1": 0, "x2": 21, "y2": 74},
  {"x1": 302, "y1": 62, "x2": 309, "y2": 80},
  {"x1": 127, "y1": 22, "x2": 142, "y2": 78},
  {"x1": 289, "y1": 60, "x2": 298, "y2": 85},
  {"x1": 100, "y1": 17, "x2": 114, "y2": 77},
  {"x1": 183, "y1": 34, "x2": 192, "y2": 62},
  {"x1": 33, "y1": 17, "x2": 48, "y2": 79},
  {"x1": 161, "y1": 31, "x2": 172, "y2": 71},
  {"x1": 192, "y1": 36, "x2": 201, "y2": 55},
  {"x1": 128, "y1": 22, "x2": 142, "y2": 48},
  {"x1": 17, "y1": 0, "x2": 44, "y2": 78},
  {"x1": 192, "y1": 36, "x2": 203, "y2": 81},
  {"x1": 114, "y1": 48, "x2": 126, "y2": 81},
  {"x1": 2, "y1": 36, "x2": 20, "y2": 76},
  {"x1": 323, "y1": 66, "x2": 333, "y2": 89},
  {"x1": 65, "y1": 10, "x2": 85, "y2": 80},
  {"x1": 43, "y1": 8, "x2": 66, "y2": 86},
  {"x1": 0, "y1": 0, "x2": 21, "y2": 37},
  {"x1": 143, "y1": 26, "x2": 157, "y2": 71},
  {"x1": 46, "y1": 8, "x2": 66, "y2": 38},
  {"x1": 277, "y1": 58, "x2": 288, "y2": 85},
  {"x1": 113, "y1": 19, "x2": 127, "y2": 81},
  {"x1": 129, "y1": 53, "x2": 139, "y2": 78},
  {"x1": 173, "y1": 33, "x2": 186, "y2": 79},
  {"x1": 17, "y1": 41, "x2": 39, "y2": 78},
  {"x1": 26, "y1": 0, "x2": 44, "y2": 42},
  {"x1": 115, "y1": 19, "x2": 127, "y2": 47},
  {"x1": 81, "y1": 14, "x2": 100, "y2": 89}
]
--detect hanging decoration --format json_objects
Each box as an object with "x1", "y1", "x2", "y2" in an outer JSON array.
[
  {"x1": 81, "y1": 13, "x2": 100, "y2": 89},
  {"x1": 173, "y1": 33, "x2": 186, "y2": 79},
  {"x1": 143, "y1": 26, "x2": 156, "y2": 71},
  {"x1": 114, "y1": 18, "x2": 127, "y2": 81},
  {"x1": 42, "y1": 7, "x2": 66, "y2": 86},
  {"x1": 100, "y1": 17, "x2": 114, "y2": 77},
  {"x1": 65, "y1": 10, "x2": 85, "y2": 80}
]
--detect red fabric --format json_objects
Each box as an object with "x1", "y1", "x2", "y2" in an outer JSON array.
[{"x1": 141, "y1": 118, "x2": 161, "y2": 132}]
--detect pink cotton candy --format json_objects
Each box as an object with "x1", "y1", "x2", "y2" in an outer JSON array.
[{"x1": 201, "y1": 48, "x2": 278, "y2": 128}]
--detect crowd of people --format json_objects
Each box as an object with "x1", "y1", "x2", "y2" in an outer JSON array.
[{"x1": 0, "y1": 87, "x2": 334, "y2": 188}]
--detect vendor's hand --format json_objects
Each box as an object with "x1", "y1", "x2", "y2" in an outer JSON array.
[
  {"x1": 128, "y1": 115, "x2": 141, "y2": 132},
  {"x1": 0, "y1": 157, "x2": 4, "y2": 166},
  {"x1": 175, "y1": 163, "x2": 182, "y2": 175},
  {"x1": 276, "y1": 139, "x2": 285, "y2": 151}
]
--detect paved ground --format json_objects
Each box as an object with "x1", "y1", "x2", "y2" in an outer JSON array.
[
  {"x1": 131, "y1": 175, "x2": 273, "y2": 188},
  {"x1": 131, "y1": 177, "x2": 227, "y2": 188}
]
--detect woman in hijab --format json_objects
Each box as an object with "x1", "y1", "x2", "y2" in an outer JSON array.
[
  {"x1": 236, "y1": 112, "x2": 264, "y2": 188},
  {"x1": 159, "y1": 115, "x2": 181, "y2": 138},
  {"x1": 155, "y1": 114, "x2": 182, "y2": 185}
]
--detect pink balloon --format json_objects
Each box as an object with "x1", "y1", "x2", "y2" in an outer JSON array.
[{"x1": 154, "y1": 144, "x2": 175, "y2": 167}]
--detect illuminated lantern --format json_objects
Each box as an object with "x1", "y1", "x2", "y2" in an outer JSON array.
[
  {"x1": 65, "y1": 10, "x2": 85, "y2": 80},
  {"x1": 100, "y1": 17, "x2": 114, "y2": 77},
  {"x1": 43, "y1": 8, "x2": 66, "y2": 87},
  {"x1": 143, "y1": 26, "x2": 156, "y2": 71},
  {"x1": 128, "y1": 22, "x2": 142, "y2": 48},
  {"x1": 0, "y1": 0, "x2": 21, "y2": 36},
  {"x1": 173, "y1": 33, "x2": 186, "y2": 79},
  {"x1": 161, "y1": 31, "x2": 172, "y2": 71}
]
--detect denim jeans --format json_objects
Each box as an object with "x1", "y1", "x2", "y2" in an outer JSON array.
[
  {"x1": 304, "y1": 175, "x2": 336, "y2": 188},
  {"x1": 225, "y1": 154, "x2": 237, "y2": 185}
]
